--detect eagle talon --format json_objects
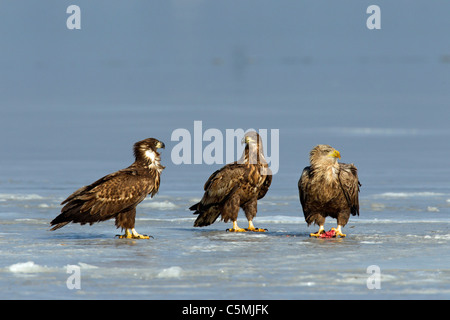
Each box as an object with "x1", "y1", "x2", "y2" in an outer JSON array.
[
  {"x1": 245, "y1": 227, "x2": 268, "y2": 232},
  {"x1": 246, "y1": 221, "x2": 267, "y2": 232},
  {"x1": 116, "y1": 234, "x2": 152, "y2": 239},
  {"x1": 331, "y1": 227, "x2": 346, "y2": 238},
  {"x1": 116, "y1": 228, "x2": 152, "y2": 239},
  {"x1": 226, "y1": 228, "x2": 247, "y2": 232},
  {"x1": 310, "y1": 226, "x2": 325, "y2": 237},
  {"x1": 309, "y1": 231, "x2": 324, "y2": 238},
  {"x1": 226, "y1": 221, "x2": 247, "y2": 232}
]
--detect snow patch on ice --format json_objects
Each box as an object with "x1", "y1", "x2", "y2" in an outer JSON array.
[
  {"x1": 424, "y1": 234, "x2": 450, "y2": 240},
  {"x1": 140, "y1": 200, "x2": 178, "y2": 210},
  {"x1": 375, "y1": 192, "x2": 445, "y2": 199},
  {"x1": 0, "y1": 193, "x2": 44, "y2": 201},
  {"x1": 8, "y1": 261, "x2": 51, "y2": 274},
  {"x1": 77, "y1": 262, "x2": 99, "y2": 269},
  {"x1": 7, "y1": 261, "x2": 99, "y2": 275},
  {"x1": 157, "y1": 266, "x2": 183, "y2": 278}
]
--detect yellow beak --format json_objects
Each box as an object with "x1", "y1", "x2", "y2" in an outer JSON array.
[
  {"x1": 242, "y1": 136, "x2": 252, "y2": 145},
  {"x1": 330, "y1": 150, "x2": 341, "y2": 159}
]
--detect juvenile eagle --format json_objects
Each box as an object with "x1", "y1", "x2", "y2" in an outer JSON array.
[
  {"x1": 190, "y1": 131, "x2": 272, "y2": 232},
  {"x1": 50, "y1": 138, "x2": 165, "y2": 239},
  {"x1": 298, "y1": 145, "x2": 360, "y2": 237}
]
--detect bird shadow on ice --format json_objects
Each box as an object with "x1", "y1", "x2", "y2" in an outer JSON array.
[
  {"x1": 189, "y1": 227, "x2": 313, "y2": 240},
  {"x1": 45, "y1": 231, "x2": 113, "y2": 240},
  {"x1": 270, "y1": 231, "x2": 311, "y2": 238}
]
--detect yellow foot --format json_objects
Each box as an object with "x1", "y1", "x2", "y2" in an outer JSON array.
[
  {"x1": 246, "y1": 221, "x2": 267, "y2": 232},
  {"x1": 226, "y1": 227, "x2": 247, "y2": 232},
  {"x1": 226, "y1": 221, "x2": 246, "y2": 232},
  {"x1": 331, "y1": 227, "x2": 346, "y2": 238},
  {"x1": 245, "y1": 227, "x2": 268, "y2": 232},
  {"x1": 116, "y1": 228, "x2": 152, "y2": 239},
  {"x1": 117, "y1": 234, "x2": 151, "y2": 239},
  {"x1": 310, "y1": 226, "x2": 325, "y2": 237},
  {"x1": 310, "y1": 231, "x2": 325, "y2": 237}
]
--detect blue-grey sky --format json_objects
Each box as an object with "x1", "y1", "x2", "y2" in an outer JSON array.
[
  {"x1": 1, "y1": 0, "x2": 449, "y2": 105},
  {"x1": 0, "y1": 0, "x2": 449, "y2": 200},
  {"x1": 1, "y1": 1, "x2": 449, "y2": 170}
]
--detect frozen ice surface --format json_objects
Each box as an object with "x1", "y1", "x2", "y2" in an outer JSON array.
[
  {"x1": 1, "y1": 103, "x2": 450, "y2": 299},
  {"x1": 1, "y1": 0, "x2": 450, "y2": 300},
  {"x1": 1, "y1": 185, "x2": 449, "y2": 299},
  {"x1": 1, "y1": 102, "x2": 450, "y2": 299}
]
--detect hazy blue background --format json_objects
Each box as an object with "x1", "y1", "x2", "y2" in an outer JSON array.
[
  {"x1": 2, "y1": 1, "x2": 450, "y2": 104},
  {"x1": 1, "y1": 1, "x2": 449, "y2": 299},
  {"x1": 1, "y1": 0, "x2": 449, "y2": 197}
]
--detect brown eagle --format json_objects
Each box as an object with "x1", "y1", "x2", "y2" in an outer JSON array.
[
  {"x1": 298, "y1": 145, "x2": 360, "y2": 237},
  {"x1": 190, "y1": 131, "x2": 272, "y2": 232},
  {"x1": 50, "y1": 138, "x2": 165, "y2": 239}
]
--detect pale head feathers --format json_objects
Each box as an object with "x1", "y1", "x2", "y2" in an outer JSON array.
[
  {"x1": 133, "y1": 138, "x2": 165, "y2": 161},
  {"x1": 239, "y1": 131, "x2": 267, "y2": 165},
  {"x1": 133, "y1": 138, "x2": 165, "y2": 172},
  {"x1": 309, "y1": 144, "x2": 341, "y2": 165},
  {"x1": 144, "y1": 150, "x2": 156, "y2": 162}
]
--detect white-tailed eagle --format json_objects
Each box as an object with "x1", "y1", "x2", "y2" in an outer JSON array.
[
  {"x1": 298, "y1": 145, "x2": 360, "y2": 237},
  {"x1": 190, "y1": 131, "x2": 272, "y2": 232},
  {"x1": 50, "y1": 138, "x2": 165, "y2": 239}
]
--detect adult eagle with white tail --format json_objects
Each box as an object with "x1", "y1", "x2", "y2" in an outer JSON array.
[
  {"x1": 298, "y1": 145, "x2": 360, "y2": 237},
  {"x1": 190, "y1": 131, "x2": 272, "y2": 232},
  {"x1": 50, "y1": 138, "x2": 165, "y2": 239}
]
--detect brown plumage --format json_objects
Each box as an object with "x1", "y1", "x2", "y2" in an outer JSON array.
[
  {"x1": 298, "y1": 145, "x2": 360, "y2": 237},
  {"x1": 50, "y1": 138, "x2": 165, "y2": 239},
  {"x1": 190, "y1": 131, "x2": 272, "y2": 232}
]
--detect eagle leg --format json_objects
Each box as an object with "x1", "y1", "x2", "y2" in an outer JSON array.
[
  {"x1": 310, "y1": 225, "x2": 325, "y2": 237},
  {"x1": 245, "y1": 220, "x2": 267, "y2": 232},
  {"x1": 331, "y1": 225, "x2": 346, "y2": 238},
  {"x1": 116, "y1": 228, "x2": 152, "y2": 239},
  {"x1": 226, "y1": 221, "x2": 247, "y2": 232}
]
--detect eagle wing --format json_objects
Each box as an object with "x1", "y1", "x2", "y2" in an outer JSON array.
[
  {"x1": 199, "y1": 164, "x2": 247, "y2": 209},
  {"x1": 338, "y1": 163, "x2": 360, "y2": 216},
  {"x1": 190, "y1": 164, "x2": 248, "y2": 227},
  {"x1": 298, "y1": 166, "x2": 311, "y2": 212},
  {"x1": 257, "y1": 166, "x2": 272, "y2": 199},
  {"x1": 81, "y1": 170, "x2": 152, "y2": 215},
  {"x1": 52, "y1": 168, "x2": 156, "y2": 229}
]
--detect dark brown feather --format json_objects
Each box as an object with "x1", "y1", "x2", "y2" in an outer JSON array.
[
  {"x1": 298, "y1": 145, "x2": 360, "y2": 227},
  {"x1": 50, "y1": 138, "x2": 164, "y2": 231},
  {"x1": 191, "y1": 132, "x2": 272, "y2": 228}
]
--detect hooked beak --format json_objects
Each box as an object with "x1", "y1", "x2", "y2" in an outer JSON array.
[
  {"x1": 329, "y1": 150, "x2": 341, "y2": 159},
  {"x1": 241, "y1": 136, "x2": 252, "y2": 145},
  {"x1": 156, "y1": 141, "x2": 165, "y2": 149}
]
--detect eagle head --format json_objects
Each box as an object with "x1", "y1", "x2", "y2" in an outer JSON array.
[
  {"x1": 241, "y1": 131, "x2": 261, "y2": 146},
  {"x1": 134, "y1": 138, "x2": 165, "y2": 162},
  {"x1": 240, "y1": 131, "x2": 267, "y2": 165},
  {"x1": 310, "y1": 144, "x2": 341, "y2": 166}
]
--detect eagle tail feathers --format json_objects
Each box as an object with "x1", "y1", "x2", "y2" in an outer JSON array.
[
  {"x1": 49, "y1": 221, "x2": 70, "y2": 231},
  {"x1": 189, "y1": 203, "x2": 199, "y2": 212},
  {"x1": 193, "y1": 207, "x2": 222, "y2": 227}
]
